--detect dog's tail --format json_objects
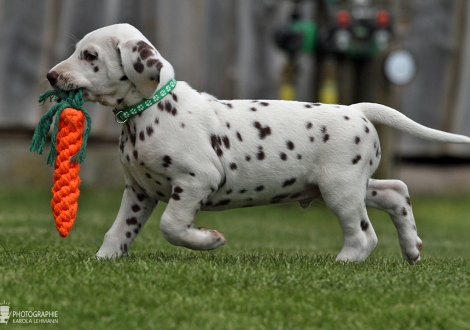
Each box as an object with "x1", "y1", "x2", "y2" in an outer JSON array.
[{"x1": 355, "y1": 102, "x2": 470, "y2": 144}]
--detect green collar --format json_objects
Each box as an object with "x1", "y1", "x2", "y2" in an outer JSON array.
[{"x1": 113, "y1": 78, "x2": 177, "y2": 123}]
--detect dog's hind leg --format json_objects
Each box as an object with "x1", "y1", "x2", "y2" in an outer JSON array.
[
  {"x1": 365, "y1": 179, "x2": 422, "y2": 264},
  {"x1": 159, "y1": 183, "x2": 227, "y2": 250},
  {"x1": 319, "y1": 177, "x2": 378, "y2": 262}
]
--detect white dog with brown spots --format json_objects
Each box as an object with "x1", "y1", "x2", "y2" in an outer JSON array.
[{"x1": 46, "y1": 24, "x2": 470, "y2": 264}]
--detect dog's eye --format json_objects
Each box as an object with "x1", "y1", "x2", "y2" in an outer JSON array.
[{"x1": 83, "y1": 50, "x2": 98, "y2": 62}]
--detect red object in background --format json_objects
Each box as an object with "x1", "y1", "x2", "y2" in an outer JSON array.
[
  {"x1": 376, "y1": 10, "x2": 390, "y2": 29},
  {"x1": 336, "y1": 10, "x2": 350, "y2": 29}
]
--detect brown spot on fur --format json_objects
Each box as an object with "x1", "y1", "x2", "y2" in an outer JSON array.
[
  {"x1": 352, "y1": 155, "x2": 362, "y2": 164},
  {"x1": 253, "y1": 122, "x2": 272, "y2": 139},
  {"x1": 361, "y1": 220, "x2": 369, "y2": 231},
  {"x1": 257, "y1": 147, "x2": 265, "y2": 160},
  {"x1": 286, "y1": 140, "x2": 295, "y2": 150},
  {"x1": 126, "y1": 217, "x2": 138, "y2": 225},
  {"x1": 282, "y1": 178, "x2": 296, "y2": 187},
  {"x1": 134, "y1": 58, "x2": 144, "y2": 73},
  {"x1": 140, "y1": 48, "x2": 152, "y2": 60},
  {"x1": 222, "y1": 136, "x2": 230, "y2": 149}
]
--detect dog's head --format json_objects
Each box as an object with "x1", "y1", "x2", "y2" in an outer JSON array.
[{"x1": 47, "y1": 24, "x2": 174, "y2": 108}]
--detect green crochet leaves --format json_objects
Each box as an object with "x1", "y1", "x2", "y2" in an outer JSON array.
[{"x1": 30, "y1": 88, "x2": 92, "y2": 166}]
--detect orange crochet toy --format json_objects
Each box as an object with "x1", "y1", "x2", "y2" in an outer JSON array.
[{"x1": 30, "y1": 89, "x2": 91, "y2": 237}]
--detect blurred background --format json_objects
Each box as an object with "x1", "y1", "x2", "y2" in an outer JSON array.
[{"x1": 1, "y1": 0, "x2": 470, "y2": 194}]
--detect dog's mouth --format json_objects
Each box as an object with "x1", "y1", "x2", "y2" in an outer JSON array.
[
  {"x1": 49, "y1": 82, "x2": 92, "y2": 103},
  {"x1": 55, "y1": 80, "x2": 81, "y2": 92},
  {"x1": 51, "y1": 84, "x2": 84, "y2": 93},
  {"x1": 46, "y1": 72, "x2": 123, "y2": 106},
  {"x1": 47, "y1": 71, "x2": 87, "y2": 92}
]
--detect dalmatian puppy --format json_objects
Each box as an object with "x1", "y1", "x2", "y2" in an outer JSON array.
[{"x1": 46, "y1": 24, "x2": 470, "y2": 264}]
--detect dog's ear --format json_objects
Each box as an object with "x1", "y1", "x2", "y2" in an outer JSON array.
[{"x1": 118, "y1": 39, "x2": 165, "y2": 98}]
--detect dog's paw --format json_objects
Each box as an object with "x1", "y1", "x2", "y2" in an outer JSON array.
[
  {"x1": 417, "y1": 237, "x2": 423, "y2": 251},
  {"x1": 197, "y1": 227, "x2": 227, "y2": 249},
  {"x1": 96, "y1": 253, "x2": 117, "y2": 260},
  {"x1": 96, "y1": 238, "x2": 126, "y2": 259},
  {"x1": 403, "y1": 236, "x2": 423, "y2": 265},
  {"x1": 95, "y1": 250, "x2": 120, "y2": 260}
]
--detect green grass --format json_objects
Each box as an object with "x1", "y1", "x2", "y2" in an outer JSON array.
[{"x1": 1, "y1": 187, "x2": 470, "y2": 329}]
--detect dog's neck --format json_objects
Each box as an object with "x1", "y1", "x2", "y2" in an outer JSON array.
[
  {"x1": 112, "y1": 78, "x2": 176, "y2": 123},
  {"x1": 112, "y1": 86, "x2": 145, "y2": 111}
]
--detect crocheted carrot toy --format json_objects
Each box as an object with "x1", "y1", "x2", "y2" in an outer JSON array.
[{"x1": 30, "y1": 89, "x2": 91, "y2": 237}]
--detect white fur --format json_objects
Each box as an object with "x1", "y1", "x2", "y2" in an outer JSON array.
[{"x1": 48, "y1": 24, "x2": 469, "y2": 264}]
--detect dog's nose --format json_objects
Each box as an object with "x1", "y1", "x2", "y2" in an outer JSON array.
[{"x1": 46, "y1": 71, "x2": 59, "y2": 86}]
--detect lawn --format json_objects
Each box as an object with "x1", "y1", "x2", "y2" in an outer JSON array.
[{"x1": 1, "y1": 186, "x2": 470, "y2": 329}]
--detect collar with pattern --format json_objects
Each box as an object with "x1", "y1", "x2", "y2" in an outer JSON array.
[{"x1": 113, "y1": 78, "x2": 177, "y2": 123}]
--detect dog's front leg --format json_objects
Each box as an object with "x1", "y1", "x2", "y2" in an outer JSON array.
[
  {"x1": 160, "y1": 184, "x2": 227, "y2": 250},
  {"x1": 96, "y1": 184, "x2": 157, "y2": 259}
]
